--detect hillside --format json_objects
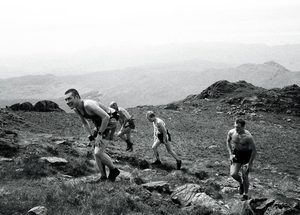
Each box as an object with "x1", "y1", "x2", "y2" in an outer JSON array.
[
  {"x1": 0, "y1": 61, "x2": 299, "y2": 111},
  {"x1": 0, "y1": 82, "x2": 299, "y2": 214}
]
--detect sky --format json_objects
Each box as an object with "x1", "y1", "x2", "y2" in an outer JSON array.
[{"x1": 0, "y1": 0, "x2": 299, "y2": 78}]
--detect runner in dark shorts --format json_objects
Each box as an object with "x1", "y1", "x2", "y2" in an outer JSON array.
[
  {"x1": 232, "y1": 149, "x2": 252, "y2": 164},
  {"x1": 226, "y1": 118, "x2": 257, "y2": 201}
]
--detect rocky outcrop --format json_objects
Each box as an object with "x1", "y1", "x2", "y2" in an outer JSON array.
[
  {"x1": 20, "y1": 102, "x2": 34, "y2": 111},
  {"x1": 184, "y1": 80, "x2": 300, "y2": 116},
  {"x1": 8, "y1": 102, "x2": 34, "y2": 111},
  {"x1": 227, "y1": 84, "x2": 300, "y2": 116},
  {"x1": 33, "y1": 100, "x2": 64, "y2": 112},
  {"x1": 8, "y1": 100, "x2": 64, "y2": 112},
  {"x1": 195, "y1": 80, "x2": 257, "y2": 99}
]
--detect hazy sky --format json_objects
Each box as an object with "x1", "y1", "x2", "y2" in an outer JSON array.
[{"x1": 1, "y1": 0, "x2": 300, "y2": 56}]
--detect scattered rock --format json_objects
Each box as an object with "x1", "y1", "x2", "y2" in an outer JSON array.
[
  {"x1": 0, "y1": 157, "x2": 13, "y2": 162},
  {"x1": 208, "y1": 145, "x2": 218, "y2": 149},
  {"x1": 40, "y1": 157, "x2": 68, "y2": 165},
  {"x1": 28, "y1": 206, "x2": 47, "y2": 215},
  {"x1": 142, "y1": 181, "x2": 171, "y2": 194}
]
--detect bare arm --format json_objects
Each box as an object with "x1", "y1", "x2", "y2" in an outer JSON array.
[
  {"x1": 226, "y1": 130, "x2": 233, "y2": 156},
  {"x1": 248, "y1": 136, "x2": 257, "y2": 165}
]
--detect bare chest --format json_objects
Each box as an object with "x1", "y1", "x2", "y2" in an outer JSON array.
[{"x1": 231, "y1": 133, "x2": 250, "y2": 149}]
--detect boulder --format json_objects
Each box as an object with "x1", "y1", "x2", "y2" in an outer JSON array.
[
  {"x1": 197, "y1": 80, "x2": 255, "y2": 99},
  {"x1": 19, "y1": 102, "x2": 34, "y2": 111},
  {"x1": 34, "y1": 100, "x2": 64, "y2": 112},
  {"x1": 142, "y1": 181, "x2": 171, "y2": 194},
  {"x1": 171, "y1": 184, "x2": 227, "y2": 213},
  {"x1": 171, "y1": 184, "x2": 202, "y2": 207},
  {"x1": 9, "y1": 103, "x2": 21, "y2": 111}
]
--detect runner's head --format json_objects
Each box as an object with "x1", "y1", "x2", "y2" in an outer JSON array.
[
  {"x1": 234, "y1": 118, "x2": 245, "y2": 133},
  {"x1": 109, "y1": 101, "x2": 118, "y2": 111},
  {"x1": 146, "y1": 111, "x2": 156, "y2": 122},
  {"x1": 64, "y1": 88, "x2": 81, "y2": 109}
]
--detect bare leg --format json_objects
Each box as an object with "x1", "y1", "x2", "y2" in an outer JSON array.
[
  {"x1": 94, "y1": 138, "x2": 116, "y2": 170},
  {"x1": 109, "y1": 126, "x2": 116, "y2": 140},
  {"x1": 152, "y1": 139, "x2": 161, "y2": 161},
  {"x1": 242, "y1": 166, "x2": 250, "y2": 195},
  {"x1": 230, "y1": 162, "x2": 242, "y2": 183},
  {"x1": 94, "y1": 153, "x2": 106, "y2": 177},
  {"x1": 165, "y1": 142, "x2": 180, "y2": 161},
  {"x1": 230, "y1": 162, "x2": 244, "y2": 195},
  {"x1": 117, "y1": 127, "x2": 131, "y2": 141}
]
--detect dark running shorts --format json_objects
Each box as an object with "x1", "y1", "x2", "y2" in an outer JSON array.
[
  {"x1": 124, "y1": 119, "x2": 135, "y2": 129},
  {"x1": 232, "y1": 149, "x2": 252, "y2": 164},
  {"x1": 157, "y1": 130, "x2": 171, "y2": 143}
]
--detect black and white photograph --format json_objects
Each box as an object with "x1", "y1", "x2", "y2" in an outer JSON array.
[{"x1": 0, "y1": 0, "x2": 299, "y2": 214}]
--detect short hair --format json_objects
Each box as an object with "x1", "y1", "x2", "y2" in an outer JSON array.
[
  {"x1": 109, "y1": 101, "x2": 117, "y2": 108},
  {"x1": 235, "y1": 118, "x2": 246, "y2": 127},
  {"x1": 65, "y1": 88, "x2": 81, "y2": 98},
  {"x1": 146, "y1": 110, "x2": 155, "y2": 118}
]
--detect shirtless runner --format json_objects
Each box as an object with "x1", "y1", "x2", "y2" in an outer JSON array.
[
  {"x1": 146, "y1": 111, "x2": 182, "y2": 170},
  {"x1": 64, "y1": 88, "x2": 120, "y2": 182},
  {"x1": 226, "y1": 118, "x2": 257, "y2": 200}
]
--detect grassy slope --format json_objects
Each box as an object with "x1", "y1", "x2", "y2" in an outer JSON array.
[{"x1": 0, "y1": 100, "x2": 299, "y2": 214}]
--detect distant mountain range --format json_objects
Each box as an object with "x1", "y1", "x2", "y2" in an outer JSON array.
[
  {"x1": 0, "y1": 61, "x2": 299, "y2": 111},
  {"x1": 1, "y1": 42, "x2": 300, "y2": 79}
]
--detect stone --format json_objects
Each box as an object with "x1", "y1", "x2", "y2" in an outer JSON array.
[
  {"x1": 0, "y1": 157, "x2": 13, "y2": 162},
  {"x1": 171, "y1": 183, "x2": 228, "y2": 213},
  {"x1": 40, "y1": 157, "x2": 68, "y2": 165},
  {"x1": 171, "y1": 184, "x2": 202, "y2": 207},
  {"x1": 116, "y1": 170, "x2": 133, "y2": 182},
  {"x1": 142, "y1": 181, "x2": 171, "y2": 194},
  {"x1": 28, "y1": 206, "x2": 47, "y2": 215}
]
